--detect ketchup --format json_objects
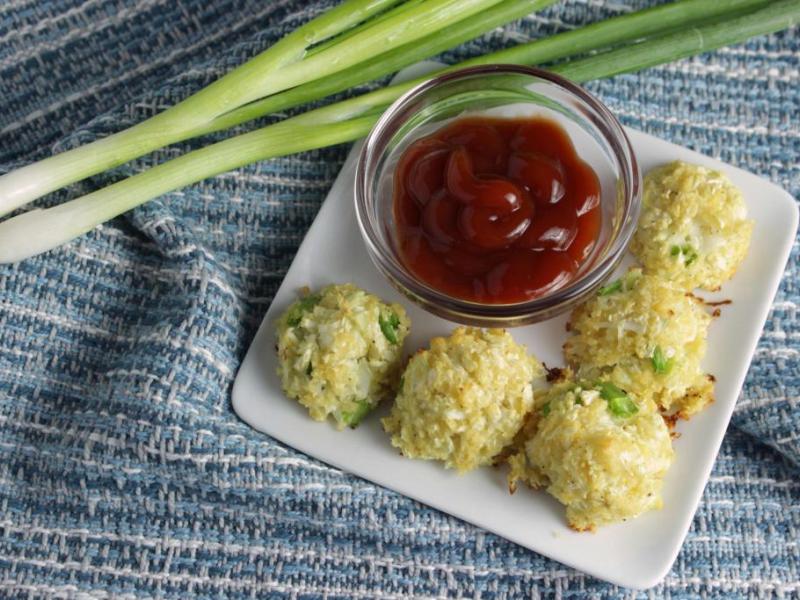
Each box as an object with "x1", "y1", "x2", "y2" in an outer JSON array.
[{"x1": 393, "y1": 116, "x2": 601, "y2": 304}]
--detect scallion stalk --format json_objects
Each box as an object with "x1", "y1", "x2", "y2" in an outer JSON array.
[
  {"x1": 0, "y1": 0, "x2": 506, "y2": 216},
  {"x1": 1, "y1": 0, "x2": 766, "y2": 214},
  {"x1": 551, "y1": 0, "x2": 799, "y2": 82},
  {"x1": 459, "y1": 0, "x2": 775, "y2": 69},
  {"x1": 0, "y1": 0, "x2": 797, "y2": 263},
  {"x1": 178, "y1": 0, "x2": 777, "y2": 136},
  {"x1": 304, "y1": 0, "x2": 431, "y2": 58},
  {"x1": 0, "y1": 117, "x2": 378, "y2": 264},
  {"x1": 199, "y1": 0, "x2": 774, "y2": 135},
  {"x1": 199, "y1": 0, "x2": 558, "y2": 135},
  {"x1": 243, "y1": 0, "x2": 797, "y2": 133}
]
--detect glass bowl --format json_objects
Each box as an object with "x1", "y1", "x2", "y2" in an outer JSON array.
[{"x1": 354, "y1": 64, "x2": 641, "y2": 327}]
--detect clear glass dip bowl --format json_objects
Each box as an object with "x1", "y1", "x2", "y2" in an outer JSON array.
[{"x1": 354, "y1": 65, "x2": 641, "y2": 327}]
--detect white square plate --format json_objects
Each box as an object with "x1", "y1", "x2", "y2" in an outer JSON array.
[{"x1": 232, "y1": 87, "x2": 797, "y2": 589}]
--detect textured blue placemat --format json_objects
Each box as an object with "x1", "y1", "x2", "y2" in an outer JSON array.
[{"x1": 0, "y1": 1, "x2": 798, "y2": 597}]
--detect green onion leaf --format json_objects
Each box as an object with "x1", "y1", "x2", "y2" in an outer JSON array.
[
  {"x1": 607, "y1": 395, "x2": 639, "y2": 418},
  {"x1": 341, "y1": 399, "x2": 372, "y2": 428},
  {"x1": 379, "y1": 311, "x2": 401, "y2": 344},
  {"x1": 682, "y1": 244, "x2": 699, "y2": 266},
  {"x1": 598, "y1": 279, "x2": 623, "y2": 296},
  {"x1": 598, "y1": 270, "x2": 642, "y2": 296},
  {"x1": 608, "y1": 396, "x2": 639, "y2": 419},
  {"x1": 306, "y1": 362, "x2": 313, "y2": 376},
  {"x1": 286, "y1": 293, "x2": 321, "y2": 327},
  {"x1": 597, "y1": 381, "x2": 626, "y2": 401},
  {"x1": 542, "y1": 402, "x2": 551, "y2": 417},
  {"x1": 671, "y1": 243, "x2": 699, "y2": 266},
  {"x1": 651, "y1": 346, "x2": 674, "y2": 375},
  {"x1": 597, "y1": 382, "x2": 639, "y2": 418},
  {"x1": 2, "y1": 0, "x2": 798, "y2": 262}
]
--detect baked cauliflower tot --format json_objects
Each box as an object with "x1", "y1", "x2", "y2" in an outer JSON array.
[
  {"x1": 508, "y1": 375, "x2": 674, "y2": 531},
  {"x1": 564, "y1": 269, "x2": 713, "y2": 419},
  {"x1": 276, "y1": 283, "x2": 410, "y2": 429},
  {"x1": 631, "y1": 161, "x2": 753, "y2": 291},
  {"x1": 383, "y1": 327, "x2": 544, "y2": 472}
]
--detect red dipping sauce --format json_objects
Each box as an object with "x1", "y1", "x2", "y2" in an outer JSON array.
[{"x1": 393, "y1": 116, "x2": 601, "y2": 304}]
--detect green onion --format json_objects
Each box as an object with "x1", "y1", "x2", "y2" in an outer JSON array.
[
  {"x1": 379, "y1": 311, "x2": 402, "y2": 344},
  {"x1": 683, "y1": 245, "x2": 699, "y2": 266},
  {"x1": 459, "y1": 0, "x2": 775, "y2": 70},
  {"x1": 306, "y1": 0, "x2": 431, "y2": 58},
  {"x1": 341, "y1": 399, "x2": 373, "y2": 428},
  {"x1": 551, "y1": 0, "x2": 799, "y2": 83},
  {"x1": 0, "y1": 117, "x2": 379, "y2": 263},
  {"x1": 598, "y1": 269, "x2": 642, "y2": 296},
  {"x1": 597, "y1": 382, "x2": 639, "y2": 418},
  {"x1": 597, "y1": 381, "x2": 626, "y2": 401},
  {"x1": 0, "y1": 0, "x2": 772, "y2": 207},
  {"x1": 541, "y1": 402, "x2": 551, "y2": 417},
  {"x1": 607, "y1": 395, "x2": 639, "y2": 419},
  {"x1": 0, "y1": 0, "x2": 507, "y2": 217},
  {"x1": 199, "y1": 0, "x2": 558, "y2": 136},
  {"x1": 671, "y1": 243, "x2": 699, "y2": 265},
  {"x1": 286, "y1": 293, "x2": 322, "y2": 327},
  {"x1": 651, "y1": 346, "x2": 674, "y2": 375},
  {"x1": 201, "y1": 0, "x2": 776, "y2": 136},
  {"x1": 306, "y1": 363, "x2": 313, "y2": 377},
  {"x1": 598, "y1": 279, "x2": 623, "y2": 296},
  {"x1": 0, "y1": 0, "x2": 797, "y2": 262}
]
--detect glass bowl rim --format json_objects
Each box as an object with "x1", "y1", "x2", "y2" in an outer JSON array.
[{"x1": 354, "y1": 63, "x2": 641, "y2": 321}]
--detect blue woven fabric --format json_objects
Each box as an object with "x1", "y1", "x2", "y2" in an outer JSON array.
[{"x1": 0, "y1": 0, "x2": 798, "y2": 597}]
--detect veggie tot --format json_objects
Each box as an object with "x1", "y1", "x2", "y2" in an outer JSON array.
[
  {"x1": 631, "y1": 161, "x2": 753, "y2": 291},
  {"x1": 507, "y1": 375, "x2": 674, "y2": 531},
  {"x1": 383, "y1": 327, "x2": 544, "y2": 472},
  {"x1": 564, "y1": 269, "x2": 714, "y2": 419},
  {"x1": 276, "y1": 283, "x2": 409, "y2": 430}
]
